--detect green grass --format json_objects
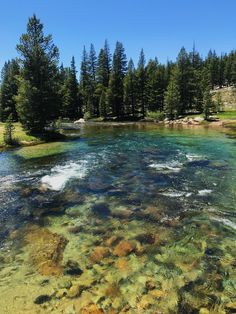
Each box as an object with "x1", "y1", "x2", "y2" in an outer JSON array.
[
  {"x1": 215, "y1": 111, "x2": 236, "y2": 119},
  {"x1": 185, "y1": 111, "x2": 236, "y2": 120},
  {"x1": 15, "y1": 141, "x2": 70, "y2": 159},
  {"x1": 0, "y1": 122, "x2": 41, "y2": 147}
]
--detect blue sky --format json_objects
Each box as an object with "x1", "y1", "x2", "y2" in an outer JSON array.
[{"x1": 0, "y1": 0, "x2": 236, "y2": 70}]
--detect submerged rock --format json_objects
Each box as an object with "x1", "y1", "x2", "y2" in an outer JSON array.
[
  {"x1": 105, "y1": 235, "x2": 121, "y2": 247},
  {"x1": 115, "y1": 257, "x2": 130, "y2": 273},
  {"x1": 113, "y1": 241, "x2": 135, "y2": 257},
  {"x1": 111, "y1": 208, "x2": 133, "y2": 219},
  {"x1": 80, "y1": 304, "x2": 104, "y2": 314},
  {"x1": 34, "y1": 294, "x2": 51, "y2": 304},
  {"x1": 91, "y1": 203, "x2": 111, "y2": 217},
  {"x1": 90, "y1": 246, "x2": 110, "y2": 263},
  {"x1": 58, "y1": 278, "x2": 72, "y2": 289},
  {"x1": 67, "y1": 225, "x2": 83, "y2": 234},
  {"x1": 21, "y1": 187, "x2": 34, "y2": 197},
  {"x1": 135, "y1": 233, "x2": 156, "y2": 244},
  {"x1": 24, "y1": 226, "x2": 68, "y2": 276},
  {"x1": 67, "y1": 284, "x2": 85, "y2": 298},
  {"x1": 88, "y1": 177, "x2": 112, "y2": 192},
  {"x1": 64, "y1": 260, "x2": 83, "y2": 276}
]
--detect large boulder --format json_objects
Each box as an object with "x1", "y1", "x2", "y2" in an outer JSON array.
[
  {"x1": 24, "y1": 226, "x2": 68, "y2": 276},
  {"x1": 74, "y1": 118, "x2": 85, "y2": 124}
]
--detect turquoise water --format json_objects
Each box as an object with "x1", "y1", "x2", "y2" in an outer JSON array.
[{"x1": 0, "y1": 125, "x2": 236, "y2": 313}]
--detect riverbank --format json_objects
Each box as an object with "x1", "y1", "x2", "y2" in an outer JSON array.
[
  {"x1": 0, "y1": 123, "x2": 43, "y2": 149},
  {"x1": 1, "y1": 114, "x2": 236, "y2": 150}
]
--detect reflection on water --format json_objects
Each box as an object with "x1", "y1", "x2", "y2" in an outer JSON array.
[{"x1": 0, "y1": 125, "x2": 236, "y2": 313}]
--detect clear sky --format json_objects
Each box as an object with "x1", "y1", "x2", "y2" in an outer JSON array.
[{"x1": 0, "y1": 0, "x2": 236, "y2": 70}]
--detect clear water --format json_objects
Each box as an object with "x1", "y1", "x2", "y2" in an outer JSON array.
[{"x1": 0, "y1": 125, "x2": 236, "y2": 313}]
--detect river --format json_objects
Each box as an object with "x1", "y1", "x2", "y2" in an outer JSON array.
[{"x1": 0, "y1": 124, "x2": 235, "y2": 313}]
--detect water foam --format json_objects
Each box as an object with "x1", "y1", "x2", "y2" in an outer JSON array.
[
  {"x1": 186, "y1": 153, "x2": 204, "y2": 162},
  {"x1": 149, "y1": 161, "x2": 183, "y2": 173},
  {"x1": 41, "y1": 161, "x2": 89, "y2": 191},
  {"x1": 161, "y1": 190, "x2": 192, "y2": 198},
  {"x1": 198, "y1": 189, "x2": 212, "y2": 196}
]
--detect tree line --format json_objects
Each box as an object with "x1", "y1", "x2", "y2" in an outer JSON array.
[{"x1": 1, "y1": 15, "x2": 236, "y2": 133}]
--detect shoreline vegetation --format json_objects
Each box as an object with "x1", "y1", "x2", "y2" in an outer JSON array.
[{"x1": 1, "y1": 111, "x2": 236, "y2": 150}]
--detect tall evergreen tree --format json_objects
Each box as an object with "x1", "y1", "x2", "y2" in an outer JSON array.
[
  {"x1": 96, "y1": 41, "x2": 111, "y2": 117},
  {"x1": 146, "y1": 58, "x2": 164, "y2": 112},
  {"x1": 188, "y1": 46, "x2": 203, "y2": 112},
  {"x1": 206, "y1": 50, "x2": 220, "y2": 89},
  {"x1": 0, "y1": 59, "x2": 20, "y2": 121},
  {"x1": 98, "y1": 88, "x2": 109, "y2": 118},
  {"x1": 108, "y1": 41, "x2": 127, "y2": 117},
  {"x1": 164, "y1": 67, "x2": 181, "y2": 119},
  {"x1": 202, "y1": 88, "x2": 213, "y2": 120},
  {"x1": 176, "y1": 47, "x2": 192, "y2": 114},
  {"x1": 61, "y1": 56, "x2": 80, "y2": 119},
  {"x1": 15, "y1": 14, "x2": 60, "y2": 133},
  {"x1": 96, "y1": 40, "x2": 111, "y2": 87},
  {"x1": 124, "y1": 59, "x2": 136, "y2": 116},
  {"x1": 136, "y1": 49, "x2": 147, "y2": 117},
  {"x1": 88, "y1": 44, "x2": 98, "y2": 116},
  {"x1": 80, "y1": 46, "x2": 91, "y2": 115}
]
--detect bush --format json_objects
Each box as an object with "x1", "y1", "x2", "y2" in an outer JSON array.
[
  {"x1": 146, "y1": 111, "x2": 165, "y2": 121},
  {"x1": 3, "y1": 114, "x2": 16, "y2": 145},
  {"x1": 83, "y1": 111, "x2": 91, "y2": 120}
]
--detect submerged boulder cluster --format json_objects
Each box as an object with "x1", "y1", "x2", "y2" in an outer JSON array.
[{"x1": 0, "y1": 194, "x2": 236, "y2": 314}]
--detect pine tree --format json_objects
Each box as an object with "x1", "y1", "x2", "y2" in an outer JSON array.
[
  {"x1": 96, "y1": 40, "x2": 111, "y2": 88},
  {"x1": 164, "y1": 68, "x2": 181, "y2": 119},
  {"x1": 188, "y1": 46, "x2": 204, "y2": 112},
  {"x1": 108, "y1": 41, "x2": 127, "y2": 118},
  {"x1": 218, "y1": 55, "x2": 226, "y2": 88},
  {"x1": 206, "y1": 50, "x2": 220, "y2": 89},
  {"x1": 96, "y1": 41, "x2": 111, "y2": 117},
  {"x1": 99, "y1": 88, "x2": 108, "y2": 118},
  {"x1": 80, "y1": 46, "x2": 91, "y2": 115},
  {"x1": 176, "y1": 47, "x2": 192, "y2": 114},
  {"x1": 0, "y1": 59, "x2": 20, "y2": 122},
  {"x1": 61, "y1": 57, "x2": 80, "y2": 119},
  {"x1": 203, "y1": 88, "x2": 212, "y2": 120},
  {"x1": 124, "y1": 59, "x2": 136, "y2": 117},
  {"x1": 15, "y1": 15, "x2": 60, "y2": 133},
  {"x1": 215, "y1": 92, "x2": 223, "y2": 112},
  {"x1": 3, "y1": 114, "x2": 15, "y2": 145},
  {"x1": 88, "y1": 44, "x2": 98, "y2": 116},
  {"x1": 146, "y1": 59, "x2": 162, "y2": 111},
  {"x1": 136, "y1": 49, "x2": 147, "y2": 117}
]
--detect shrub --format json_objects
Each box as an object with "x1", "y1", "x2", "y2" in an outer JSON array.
[
  {"x1": 3, "y1": 114, "x2": 16, "y2": 145},
  {"x1": 146, "y1": 111, "x2": 165, "y2": 121},
  {"x1": 83, "y1": 111, "x2": 91, "y2": 120}
]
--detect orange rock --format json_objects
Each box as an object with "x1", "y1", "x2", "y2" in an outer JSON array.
[
  {"x1": 90, "y1": 246, "x2": 110, "y2": 263},
  {"x1": 24, "y1": 225, "x2": 68, "y2": 276},
  {"x1": 105, "y1": 284, "x2": 121, "y2": 298},
  {"x1": 113, "y1": 241, "x2": 135, "y2": 257},
  {"x1": 137, "y1": 294, "x2": 155, "y2": 310},
  {"x1": 145, "y1": 206, "x2": 162, "y2": 221},
  {"x1": 115, "y1": 257, "x2": 129, "y2": 272},
  {"x1": 105, "y1": 235, "x2": 119, "y2": 246},
  {"x1": 81, "y1": 304, "x2": 104, "y2": 314},
  {"x1": 149, "y1": 289, "x2": 165, "y2": 298}
]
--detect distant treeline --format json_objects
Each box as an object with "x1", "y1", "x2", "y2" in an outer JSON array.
[{"x1": 0, "y1": 15, "x2": 236, "y2": 132}]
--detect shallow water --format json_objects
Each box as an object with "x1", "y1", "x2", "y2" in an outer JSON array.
[{"x1": 0, "y1": 124, "x2": 236, "y2": 313}]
